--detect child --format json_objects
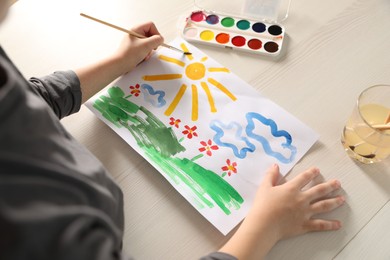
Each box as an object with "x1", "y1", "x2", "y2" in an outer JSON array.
[{"x1": 0, "y1": 2, "x2": 345, "y2": 259}]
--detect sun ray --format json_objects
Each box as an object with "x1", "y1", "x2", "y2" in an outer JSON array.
[
  {"x1": 191, "y1": 84, "x2": 199, "y2": 121},
  {"x1": 158, "y1": 55, "x2": 186, "y2": 67},
  {"x1": 164, "y1": 84, "x2": 187, "y2": 116},
  {"x1": 208, "y1": 78, "x2": 237, "y2": 101},
  {"x1": 180, "y1": 43, "x2": 194, "y2": 61},
  {"x1": 145, "y1": 44, "x2": 237, "y2": 120},
  {"x1": 143, "y1": 74, "x2": 182, "y2": 81},
  {"x1": 201, "y1": 82, "x2": 217, "y2": 113},
  {"x1": 208, "y1": 67, "x2": 230, "y2": 73}
]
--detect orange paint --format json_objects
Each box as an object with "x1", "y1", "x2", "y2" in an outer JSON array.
[{"x1": 216, "y1": 33, "x2": 229, "y2": 44}]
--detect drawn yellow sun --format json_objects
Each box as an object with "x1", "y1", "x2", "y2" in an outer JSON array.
[{"x1": 142, "y1": 43, "x2": 237, "y2": 121}]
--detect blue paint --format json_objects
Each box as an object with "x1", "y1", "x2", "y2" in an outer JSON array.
[
  {"x1": 252, "y1": 22, "x2": 266, "y2": 33},
  {"x1": 210, "y1": 120, "x2": 256, "y2": 159},
  {"x1": 245, "y1": 112, "x2": 297, "y2": 163},
  {"x1": 141, "y1": 84, "x2": 166, "y2": 108}
]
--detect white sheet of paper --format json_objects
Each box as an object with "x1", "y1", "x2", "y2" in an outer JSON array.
[{"x1": 86, "y1": 38, "x2": 319, "y2": 235}]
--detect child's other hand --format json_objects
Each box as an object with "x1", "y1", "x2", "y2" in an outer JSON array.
[
  {"x1": 219, "y1": 164, "x2": 345, "y2": 260},
  {"x1": 247, "y1": 164, "x2": 345, "y2": 241},
  {"x1": 114, "y1": 21, "x2": 164, "y2": 74}
]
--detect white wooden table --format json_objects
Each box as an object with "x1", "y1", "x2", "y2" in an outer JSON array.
[{"x1": 1, "y1": 0, "x2": 390, "y2": 259}]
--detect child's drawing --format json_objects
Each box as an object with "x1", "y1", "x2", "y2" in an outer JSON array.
[
  {"x1": 86, "y1": 38, "x2": 318, "y2": 235},
  {"x1": 142, "y1": 43, "x2": 236, "y2": 121}
]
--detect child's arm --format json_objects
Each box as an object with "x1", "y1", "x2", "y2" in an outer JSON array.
[
  {"x1": 218, "y1": 164, "x2": 345, "y2": 260},
  {"x1": 75, "y1": 22, "x2": 164, "y2": 103}
]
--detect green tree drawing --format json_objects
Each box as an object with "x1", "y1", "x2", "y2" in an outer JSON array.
[{"x1": 93, "y1": 87, "x2": 244, "y2": 214}]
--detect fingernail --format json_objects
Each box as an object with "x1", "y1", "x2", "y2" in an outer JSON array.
[
  {"x1": 273, "y1": 163, "x2": 278, "y2": 168},
  {"x1": 312, "y1": 168, "x2": 320, "y2": 176},
  {"x1": 336, "y1": 221, "x2": 342, "y2": 229}
]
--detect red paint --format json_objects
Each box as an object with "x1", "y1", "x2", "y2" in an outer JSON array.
[
  {"x1": 231, "y1": 36, "x2": 246, "y2": 47},
  {"x1": 191, "y1": 11, "x2": 206, "y2": 22},
  {"x1": 248, "y1": 39, "x2": 262, "y2": 50}
]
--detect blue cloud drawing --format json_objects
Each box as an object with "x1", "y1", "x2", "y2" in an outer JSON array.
[
  {"x1": 245, "y1": 112, "x2": 297, "y2": 163},
  {"x1": 210, "y1": 120, "x2": 256, "y2": 159},
  {"x1": 141, "y1": 84, "x2": 166, "y2": 108}
]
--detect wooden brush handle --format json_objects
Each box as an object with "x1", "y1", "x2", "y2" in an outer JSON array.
[{"x1": 80, "y1": 13, "x2": 188, "y2": 55}]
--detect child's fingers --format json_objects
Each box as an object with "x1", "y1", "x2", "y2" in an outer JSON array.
[
  {"x1": 289, "y1": 167, "x2": 320, "y2": 189},
  {"x1": 305, "y1": 219, "x2": 342, "y2": 232},
  {"x1": 310, "y1": 196, "x2": 345, "y2": 215},
  {"x1": 143, "y1": 51, "x2": 153, "y2": 61},
  {"x1": 144, "y1": 35, "x2": 164, "y2": 50},
  {"x1": 132, "y1": 21, "x2": 162, "y2": 37},
  {"x1": 263, "y1": 164, "x2": 281, "y2": 187},
  {"x1": 305, "y1": 179, "x2": 341, "y2": 200}
]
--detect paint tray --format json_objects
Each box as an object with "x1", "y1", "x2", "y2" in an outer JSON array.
[{"x1": 181, "y1": 0, "x2": 292, "y2": 56}]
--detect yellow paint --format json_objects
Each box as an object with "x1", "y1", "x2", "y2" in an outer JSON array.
[
  {"x1": 164, "y1": 84, "x2": 187, "y2": 116},
  {"x1": 208, "y1": 78, "x2": 237, "y2": 101},
  {"x1": 201, "y1": 56, "x2": 208, "y2": 62},
  {"x1": 158, "y1": 55, "x2": 185, "y2": 67},
  {"x1": 208, "y1": 67, "x2": 230, "y2": 73},
  {"x1": 201, "y1": 82, "x2": 217, "y2": 113},
  {"x1": 191, "y1": 84, "x2": 199, "y2": 121},
  {"x1": 200, "y1": 30, "x2": 214, "y2": 42},
  {"x1": 185, "y1": 62, "x2": 206, "y2": 81},
  {"x1": 142, "y1": 74, "x2": 182, "y2": 81},
  {"x1": 180, "y1": 43, "x2": 193, "y2": 60}
]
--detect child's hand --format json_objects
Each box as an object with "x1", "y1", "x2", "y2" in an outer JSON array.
[
  {"x1": 219, "y1": 164, "x2": 345, "y2": 260},
  {"x1": 247, "y1": 164, "x2": 345, "y2": 241},
  {"x1": 113, "y1": 21, "x2": 164, "y2": 74},
  {"x1": 76, "y1": 21, "x2": 164, "y2": 102}
]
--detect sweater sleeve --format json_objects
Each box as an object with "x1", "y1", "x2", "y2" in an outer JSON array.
[
  {"x1": 0, "y1": 159, "x2": 131, "y2": 260},
  {"x1": 200, "y1": 252, "x2": 238, "y2": 260},
  {"x1": 28, "y1": 70, "x2": 82, "y2": 119}
]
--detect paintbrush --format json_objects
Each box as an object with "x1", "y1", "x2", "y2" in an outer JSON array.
[
  {"x1": 372, "y1": 112, "x2": 390, "y2": 131},
  {"x1": 80, "y1": 13, "x2": 191, "y2": 55},
  {"x1": 372, "y1": 123, "x2": 390, "y2": 131}
]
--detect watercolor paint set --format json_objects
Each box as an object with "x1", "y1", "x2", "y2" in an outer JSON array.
[{"x1": 181, "y1": 0, "x2": 291, "y2": 57}]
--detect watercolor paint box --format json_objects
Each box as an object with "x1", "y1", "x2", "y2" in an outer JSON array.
[{"x1": 182, "y1": 0, "x2": 292, "y2": 57}]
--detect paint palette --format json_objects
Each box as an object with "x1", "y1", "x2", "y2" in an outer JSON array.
[
  {"x1": 182, "y1": 10, "x2": 285, "y2": 56},
  {"x1": 181, "y1": 0, "x2": 292, "y2": 56}
]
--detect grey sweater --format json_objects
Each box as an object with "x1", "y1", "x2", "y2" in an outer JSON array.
[{"x1": 0, "y1": 47, "x2": 236, "y2": 260}]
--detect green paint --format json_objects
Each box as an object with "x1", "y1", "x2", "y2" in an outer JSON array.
[
  {"x1": 176, "y1": 158, "x2": 243, "y2": 214},
  {"x1": 108, "y1": 87, "x2": 139, "y2": 114},
  {"x1": 191, "y1": 154, "x2": 204, "y2": 162},
  {"x1": 108, "y1": 86, "x2": 125, "y2": 98},
  {"x1": 179, "y1": 137, "x2": 185, "y2": 143},
  {"x1": 237, "y1": 20, "x2": 250, "y2": 30},
  {"x1": 221, "y1": 17, "x2": 235, "y2": 28},
  {"x1": 93, "y1": 86, "x2": 244, "y2": 215},
  {"x1": 125, "y1": 94, "x2": 132, "y2": 99},
  {"x1": 144, "y1": 146, "x2": 243, "y2": 214},
  {"x1": 140, "y1": 106, "x2": 166, "y2": 129},
  {"x1": 119, "y1": 112, "x2": 185, "y2": 158},
  {"x1": 222, "y1": 172, "x2": 227, "y2": 177},
  {"x1": 94, "y1": 86, "x2": 140, "y2": 127},
  {"x1": 93, "y1": 100, "x2": 129, "y2": 127}
]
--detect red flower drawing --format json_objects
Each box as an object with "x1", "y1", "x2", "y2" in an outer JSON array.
[
  {"x1": 169, "y1": 117, "x2": 181, "y2": 128},
  {"x1": 199, "y1": 139, "x2": 219, "y2": 156},
  {"x1": 182, "y1": 125, "x2": 198, "y2": 139},
  {"x1": 221, "y1": 159, "x2": 238, "y2": 176},
  {"x1": 129, "y1": 84, "x2": 141, "y2": 97}
]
